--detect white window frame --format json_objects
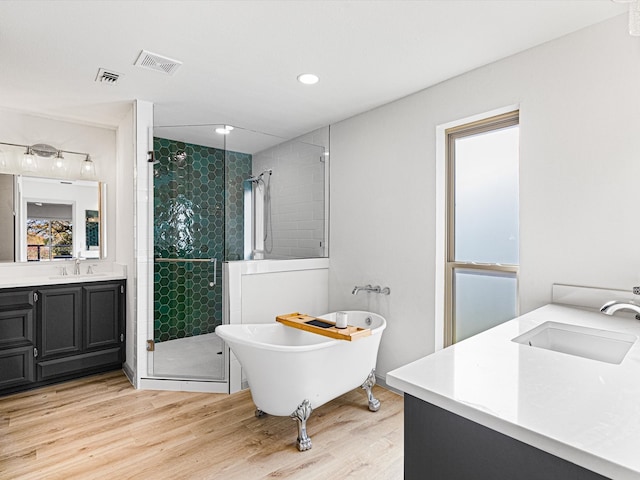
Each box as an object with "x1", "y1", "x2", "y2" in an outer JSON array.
[{"x1": 434, "y1": 106, "x2": 520, "y2": 350}]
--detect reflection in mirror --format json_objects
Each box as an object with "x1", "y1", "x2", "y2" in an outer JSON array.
[
  {"x1": 26, "y1": 202, "x2": 73, "y2": 261},
  {"x1": 15, "y1": 176, "x2": 105, "y2": 262},
  {"x1": 0, "y1": 174, "x2": 13, "y2": 262}
]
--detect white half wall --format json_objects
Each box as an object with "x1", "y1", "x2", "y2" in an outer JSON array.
[
  {"x1": 329, "y1": 14, "x2": 640, "y2": 377},
  {"x1": 225, "y1": 258, "x2": 329, "y2": 392}
]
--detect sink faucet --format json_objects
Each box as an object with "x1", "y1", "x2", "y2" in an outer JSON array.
[
  {"x1": 74, "y1": 251, "x2": 82, "y2": 275},
  {"x1": 600, "y1": 300, "x2": 640, "y2": 319}
]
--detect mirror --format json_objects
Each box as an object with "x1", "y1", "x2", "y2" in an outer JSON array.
[{"x1": 0, "y1": 174, "x2": 106, "y2": 262}]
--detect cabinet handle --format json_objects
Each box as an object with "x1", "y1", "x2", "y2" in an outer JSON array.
[
  {"x1": 33, "y1": 292, "x2": 38, "y2": 302},
  {"x1": 33, "y1": 347, "x2": 38, "y2": 358}
]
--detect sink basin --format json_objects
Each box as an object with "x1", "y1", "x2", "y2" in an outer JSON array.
[
  {"x1": 512, "y1": 321, "x2": 636, "y2": 364},
  {"x1": 48, "y1": 273, "x2": 107, "y2": 280}
]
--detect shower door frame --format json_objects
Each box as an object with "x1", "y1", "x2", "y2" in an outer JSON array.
[{"x1": 140, "y1": 126, "x2": 229, "y2": 393}]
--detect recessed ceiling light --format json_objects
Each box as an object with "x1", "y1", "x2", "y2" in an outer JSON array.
[
  {"x1": 215, "y1": 125, "x2": 234, "y2": 135},
  {"x1": 297, "y1": 73, "x2": 319, "y2": 85}
]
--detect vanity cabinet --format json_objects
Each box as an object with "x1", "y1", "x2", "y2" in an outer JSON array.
[
  {"x1": 404, "y1": 394, "x2": 607, "y2": 480},
  {"x1": 0, "y1": 280, "x2": 125, "y2": 395},
  {"x1": 0, "y1": 288, "x2": 36, "y2": 390}
]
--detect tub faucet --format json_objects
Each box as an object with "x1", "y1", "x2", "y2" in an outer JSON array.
[
  {"x1": 600, "y1": 301, "x2": 640, "y2": 319},
  {"x1": 353, "y1": 284, "x2": 374, "y2": 295},
  {"x1": 352, "y1": 285, "x2": 391, "y2": 295}
]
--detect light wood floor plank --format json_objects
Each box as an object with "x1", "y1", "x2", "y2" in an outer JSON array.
[{"x1": 0, "y1": 371, "x2": 404, "y2": 479}]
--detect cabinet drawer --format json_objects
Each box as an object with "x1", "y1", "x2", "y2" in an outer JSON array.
[
  {"x1": 0, "y1": 345, "x2": 35, "y2": 388},
  {"x1": 0, "y1": 309, "x2": 34, "y2": 347},
  {"x1": 37, "y1": 347, "x2": 121, "y2": 381},
  {"x1": 0, "y1": 289, "x2": 34, "y2": 310}
]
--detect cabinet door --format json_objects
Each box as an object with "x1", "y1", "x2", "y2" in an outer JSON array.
[
  {"x1": 37, "y1": 286, "x2": 82, "y2": 359},
  {"x1": 0, "y1": 308, "x2": 34, "y2": 347},
  {"x1": 0, "y1": 345, "x2": 35, "y2": 388},
  {"x1": 84, "y1": 283, "x2": 121, "y2": 350}
]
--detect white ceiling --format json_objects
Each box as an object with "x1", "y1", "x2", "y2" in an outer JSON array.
[{"x1": 0, "y1": 1, "x2": 627, "y2": 144}]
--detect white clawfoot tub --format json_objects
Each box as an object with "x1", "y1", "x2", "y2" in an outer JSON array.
[{"x1": 215, "y1": 311, "x2": 386, "y2": 451}]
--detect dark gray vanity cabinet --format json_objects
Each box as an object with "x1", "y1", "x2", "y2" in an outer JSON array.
[
  {"x1": 404, "y1": 394, "x2": 608, "y2": 480},
  {"x1": 0, "y1": 280, "x2": 125, "y2": 395},
  {"x1": 37, "y1": 286, "x2": 83, "y2": 368},
  {"x1": 0, "y1": 288, "x2": 36, "y2": 390}
]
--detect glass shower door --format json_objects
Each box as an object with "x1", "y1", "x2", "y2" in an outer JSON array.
[{"x1": 150, "y1": 133, "x2": 228, "y2": 381}]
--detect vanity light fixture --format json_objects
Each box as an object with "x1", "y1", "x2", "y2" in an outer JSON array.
[
  {"x1": 0, "y1": 141, "x2": 93, "y2": 178},
  {"x1": 613, "y1": 0, "x2": 640, "y2": 35},
  {"x1": 297, "y1": 73, "x2": 319, "y2": 85},
  {"x1": 215, "y1": 125, "x2": 234, "y2": 135},
  {"x1": 80, "y1": 155, "x2": 96, "y2": 179}
]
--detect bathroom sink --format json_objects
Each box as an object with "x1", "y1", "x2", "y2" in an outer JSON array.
[
  {"x1": 48, "y1": 273, "x2": 107, "y2": 280},
  {"x1": 512, "y1": 321, "x2": 636, "y2": 364}
]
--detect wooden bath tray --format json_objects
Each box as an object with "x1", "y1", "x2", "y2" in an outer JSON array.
[{"x1": 276, "y1": 312, "x2": 371, "y2": 341}]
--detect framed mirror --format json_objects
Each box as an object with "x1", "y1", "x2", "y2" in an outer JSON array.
[{"x1": 8, "y1": 175, "x2": 106, "y2": 262}]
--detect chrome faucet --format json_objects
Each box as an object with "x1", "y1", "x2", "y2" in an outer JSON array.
[
  {"x1": 352, "y1": 284, "x2": 391, "y2": 295},
  {"x1": 600, "y1": 300, "x2": 640, "y2": 319},
  {"x1": 74, "y1": 252, "x2": 82, "y2": 275}
]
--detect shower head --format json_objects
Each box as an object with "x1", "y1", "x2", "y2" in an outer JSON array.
[{"x1": 245, "y1": 169, "x2": 273, "y2": 183}]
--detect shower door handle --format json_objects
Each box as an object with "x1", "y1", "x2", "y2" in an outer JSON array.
[{"x1": 209, "y1": 258, "x2": 217, "y2": 287}]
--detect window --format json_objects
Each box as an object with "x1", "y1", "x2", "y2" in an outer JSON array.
[
  {"x1": 445, "y1": 111, "x2": 519, "y2": 346},
  {"x1": 26, "y1": 202, "x2": 73, "y2": 261}
]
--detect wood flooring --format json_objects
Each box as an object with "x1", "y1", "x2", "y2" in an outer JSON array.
[{"x1": 0, "y1": 371, "x2": 404, "y2": 479}]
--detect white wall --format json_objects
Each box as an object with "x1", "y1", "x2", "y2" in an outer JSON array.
[
  {"x1": 116, "y1": 105, "x2": 136, "y2": 379},
  {"x1": 329, "y1": 15, "x2": 640, "y2": 377}
]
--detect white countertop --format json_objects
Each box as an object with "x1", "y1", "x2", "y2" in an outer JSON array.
[
  {"x1": 387, "y1": 303, "x2": 640, "y2": 480},
  {"x1": 0, "y1": 262, "x2": 127, "y2": 288}
]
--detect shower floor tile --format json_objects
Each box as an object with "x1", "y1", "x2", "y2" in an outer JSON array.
[{"x1": 152, "y1": 332, "x2": 225, "y2": 380}]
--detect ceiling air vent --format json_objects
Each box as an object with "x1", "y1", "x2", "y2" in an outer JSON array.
[
  {"x1": 134, "y1": 50, "x2": 182, "y2": 76},
  {"x1": 95, "y1": 68, "x2": 121, "y2": 85}
]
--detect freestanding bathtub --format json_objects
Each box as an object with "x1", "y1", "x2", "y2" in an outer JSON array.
[{"x1": 215, "y1": 311, "x2": 386, "y2": 451}]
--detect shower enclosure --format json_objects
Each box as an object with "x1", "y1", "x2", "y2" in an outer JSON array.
[{"x1": 148, "y1": 124, "x2": 328, "y2": 384}]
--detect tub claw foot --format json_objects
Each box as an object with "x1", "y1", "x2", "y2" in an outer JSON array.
[
  {"x1": 361, "y1": 369, "x2": 381, "y2": 412},
  {"x1": 291, "y1": 399, "x2": 313, "y2": 451},
  {"x1": 255, "y1": 409, "x2": 266, "y2": 418}
]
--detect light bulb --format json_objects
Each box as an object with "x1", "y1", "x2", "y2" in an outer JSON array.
[
  {"x1": 80, "y1": 155, "x2": 96, "y2": 179},
  {"x1": 297, "y1": 73, "x2": 319, "y2": 85},
  {"x1": 21, "y1": 147, "x2": 37, "y2": 173},
  {"x1": 51, "y1": 151, "x2": 67, "y2": 175},
  {"x1": 215, "y1": 125, "x2": 234, "y2": 135},
  {"x1": 0, "y1": 150, "x2": 8, "y2": 172}
]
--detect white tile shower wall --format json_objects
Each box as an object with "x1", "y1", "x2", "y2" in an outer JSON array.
[{"x1": 252, "y1": 127, "x2": 328, "y2": 259}]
